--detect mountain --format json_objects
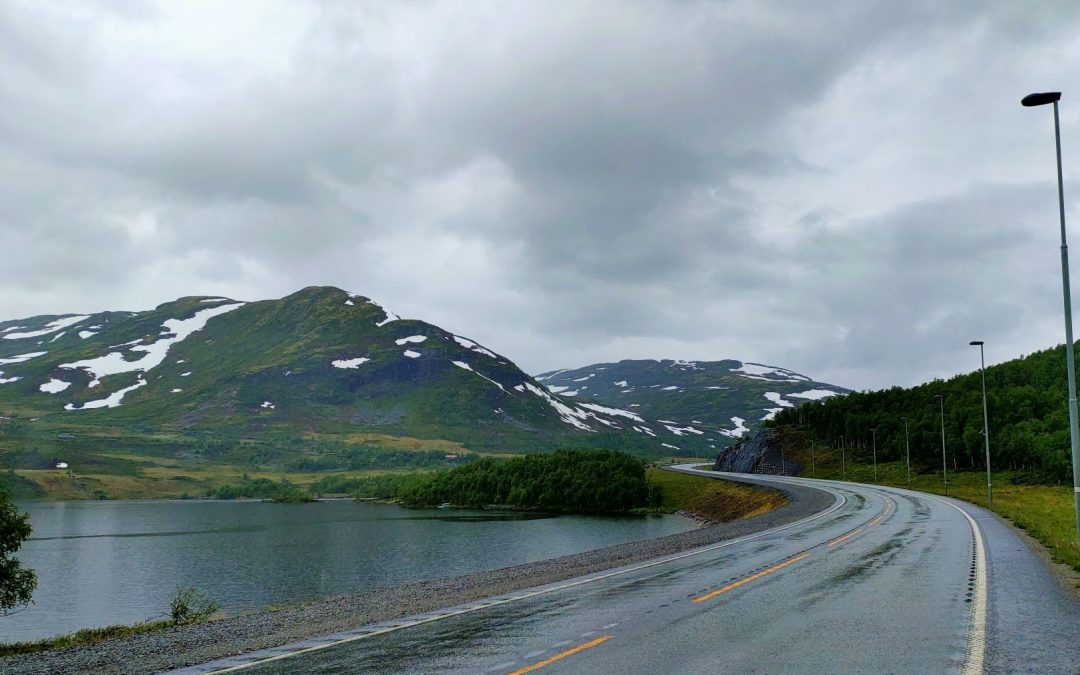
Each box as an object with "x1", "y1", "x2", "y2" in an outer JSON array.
[
  {"x1": 536, "y1": 359, "x2": 849, "y2": 449},
  {"x1": 0, "y1": 287, "x2": 704, "y2": 477}
]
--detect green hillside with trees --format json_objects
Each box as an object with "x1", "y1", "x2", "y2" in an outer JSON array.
[
  {"x1": 348, "y1": 449, "x2": 659, "y2": 513},
  {"x1": 771, "y1": 342, "x2": 1080, "y2": 482}
]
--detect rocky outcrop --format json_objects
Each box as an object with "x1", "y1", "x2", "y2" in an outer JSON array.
[{"x1": 713, "y1": 428, "x2": 802, "y2": 475}]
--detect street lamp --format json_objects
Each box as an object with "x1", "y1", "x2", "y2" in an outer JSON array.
[
  {"x1": 839, "y1": 434, "x2": 846, "y2": 480},
  {"x1": 902, "y1": 416, "x2": 911, "y2": 485},
  {"x1": 870, "y1": 427, "x2": 878, "y2": 481},
  {"x1": 1022, "y1": 91, "x2": 1080, "y2": 542},
  {"x1": 935, "y1": 394, "x2": 948, "y2": 495},
  {"x1": 971, "y1": 341, "x2": 993, "y2": 506}
]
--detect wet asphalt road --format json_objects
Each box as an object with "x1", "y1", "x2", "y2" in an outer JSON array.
[{"x1": 193, "y1": 467, "x2": 1080, "y2": 674}]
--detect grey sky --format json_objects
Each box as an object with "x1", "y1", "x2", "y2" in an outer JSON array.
[{"x1": 3, "y1": 1, "x2": 1080, "y2": 390}]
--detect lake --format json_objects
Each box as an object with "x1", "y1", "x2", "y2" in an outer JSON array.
[{"x1": 3, "y1": 499, "x2": 696, "y2": 642}]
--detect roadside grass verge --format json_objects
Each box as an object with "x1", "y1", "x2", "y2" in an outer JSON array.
[
  {"x1": 646, "y1": 467, "x2": 787, "y2": 522},
  {"x1": 0, "y1": 620, "x2": 175, "y2": 657}
]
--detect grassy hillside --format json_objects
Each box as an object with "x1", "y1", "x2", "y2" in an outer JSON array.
[{"x1": 645, "y1": 468, "x2": 788, "y2": 522}]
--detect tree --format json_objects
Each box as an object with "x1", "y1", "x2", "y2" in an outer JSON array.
[{"x1": 0, "y1": 489, "x2": 35, "y2": 614}]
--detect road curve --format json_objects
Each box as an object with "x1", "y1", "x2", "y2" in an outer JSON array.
[{"x1": 178, "y1": 467, "x2": 1080, "y2": 674}]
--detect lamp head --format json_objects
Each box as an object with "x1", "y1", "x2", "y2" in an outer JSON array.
[
  {"x1": 1022, "y1": 92, "x2": 1061, "y2": 107},
  {"x1": 970, "y1": 340, "x2": 984, "y2": 346}
]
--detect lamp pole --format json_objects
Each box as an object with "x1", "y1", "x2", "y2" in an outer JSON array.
[
  {"x1": 936, "y1": 394, "x2": 948, "y2": 495},
  {"x1": 870, "y1": 427, "x2": 877, "y2": 481},
  {"x1": 840, "y1": 435, "x2": 846, "y2": 480},
  {"x1": 902, "y1": 416, "x2": 911, "y2": 485},
  {"x1": 1022, "y1": 91, "x2": 1080, "y2": 542},
  {"x1": 811, "y1": 440, "x2": 816, "y2": 478},
  {"x1": 971, "y1": 340, "x2": 993, "y2": 507}
]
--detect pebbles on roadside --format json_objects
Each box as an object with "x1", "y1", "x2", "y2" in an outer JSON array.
[{"x1": 2, "y1": 476, "x2": 833, "y2": 675}]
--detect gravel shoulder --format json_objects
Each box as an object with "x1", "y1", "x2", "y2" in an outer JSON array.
[{"x1": 2, "y1": 474, "x2": 833, "y2": 675}]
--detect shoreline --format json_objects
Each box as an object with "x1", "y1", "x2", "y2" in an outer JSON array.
[{"x1": 1, "y1": 477, "x2": 832, "y2": 675}]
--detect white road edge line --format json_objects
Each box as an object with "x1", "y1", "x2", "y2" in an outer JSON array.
[
  {"x1": 743, "y1": 471, "x2": 987, "y2": 675},
  {"x1": 927, "y1": 494, "x2": 987, "y2": 675},
  {"x1": 192, "y1": 471, "x2": 848, "y2": 674}
]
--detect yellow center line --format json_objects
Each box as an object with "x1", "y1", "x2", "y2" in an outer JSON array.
[
  {"x1": 867, "y1": 516, "x2": 882, "y2": 527},
  {"x1": 692, "y1": 553, "x2": 810, "y2": 604},
  {"x1": 507, "y1": 635, "x2": 614, "y2": 674},
  {"x1": 828, "y1": 527, "x2": 864, "y2": 547}
]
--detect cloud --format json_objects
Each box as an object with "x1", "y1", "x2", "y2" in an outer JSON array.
[{"x1": 2, "y1": 1, "x2": 1080, "y2": 390}]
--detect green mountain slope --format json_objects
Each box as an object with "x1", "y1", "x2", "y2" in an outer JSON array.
[
  {"x1": 0, "y1": 287, "x2": 705, "y2": 476},
  {"x1": 536, "y1": 359, "x2": 849, "y2": 451},
  {"x1": 770, "y1": 343, "x2": 1079, "y2": 481}
]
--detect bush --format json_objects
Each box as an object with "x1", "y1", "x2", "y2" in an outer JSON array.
[{"x1": 169, "y1": 586, "x2": 217, "y2": 625}]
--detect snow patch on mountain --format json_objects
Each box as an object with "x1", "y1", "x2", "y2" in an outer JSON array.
[
  {"x1": 395, "y1": 335, "x2": 427, "y2": 345},
  {"x1": 719, "y1": 417, "x2": 749, "y2": 439},
  {"x1": 59, "y1": 304, "x2": 244, "y2": 381},
  {"x1": 664, "y1": 424, "x2": 705, "y2": 437},
  {"x1": 403, "y1": 350, "x2": 421, "y2": 358},
  {"x1": 730, "y1": 362, "x2": 811, "y2": 383},
  {"x1": 452, "y1": 361, "x2": 510, "y2": 394},
  {"x1": 578, "y1": 402, "x2": 644, "y2": 423},
  {"x1": 789, "y1": 389, "x2": 841, "y2": 400},
  {"x1": 0, "y1": 351, "x2": 46, "y2": 365},
  {"x1": 39, "y1": 379, "x2": 71, "y2": 394},
  {"x1": 523, "y1": 382, "x2": 592, "y2": 431},
  {"x1": 78, "y1": 330, "x2": 97, "y2": 339},
  {"x1": 333, "y1": 357, "x2": 370, "y2": 369},
  {"x1": 367, "y1": 299, "x2": 400, "y2": 327},
  {"x1": 4, "y1": 316, "x2": 89, "y2": 340},
  {"x1": 534, "y1": 369, "x2": 568, "y2": 382},
  {"x1": 66, "y1": 378, "x2": 147, "y2": 410},
  {"x1": 453, "y1": 335, "x2": 497, "y2": 358},
  {"x1": 764, "y1": 392, "x2": 795, "y2": 408}
]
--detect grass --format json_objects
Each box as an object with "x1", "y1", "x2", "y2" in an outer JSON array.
[
  {"x1": 784, "y1": 439, "x2": 1080, "y2": 574},
  {"x1": 646, "y1": 467, "x2": 788, "y2": 522},
  {"x1": 0, "y1": 619, "x2": 176, "y2": 657},
  {"x1": 15, "y1": 459, "x2": 422, "y2": 501}
]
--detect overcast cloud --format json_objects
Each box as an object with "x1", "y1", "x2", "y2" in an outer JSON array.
[{"x1": 3, "y1": 1, "x2": 1080, "y2": 390}]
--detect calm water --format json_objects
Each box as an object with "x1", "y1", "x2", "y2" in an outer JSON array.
[{"x1": 4, "y1": 500, "x2": 695, "y2": 642}]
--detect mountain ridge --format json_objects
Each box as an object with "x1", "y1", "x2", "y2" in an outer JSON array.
[
  {"x1": 536, "y1": 358, "x2": 849, "y2": 449},
  {"x1": 0, "y1": 287, "x2": 715, "y2": 478}
]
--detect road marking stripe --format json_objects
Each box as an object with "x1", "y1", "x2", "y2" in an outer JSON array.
[
  {"x1": 827, "y1": 527, "x2": 863, "y2": 547},
  {"x1": 928, "y1": 496, "x2": 987, "y2": 675},
  {"x1": 692, "y1": 553, "x2": 810, "y2": 603},
  {"x1": 867, "y1": 516, "x2": 882, "y2": 527},
  {"x1": 507, "y1": 635, "x2": 613, "y2": 674}
]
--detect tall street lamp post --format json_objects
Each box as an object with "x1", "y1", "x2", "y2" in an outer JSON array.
[
  {"x1": 839, "y1": 435, "x2": 846, "y2": 480},
  {"x1": 971, "y1": 340, "x2": 993, "y2": 507},
  {"x1": 902, "y1": 416, "x2": 911, "y2": 486},
  {"x1": 1022, "y1": 91, "x2": 1080, "y2": 541},
  {"x1": 936, "y1": 394, "x2": 948, "y2": 495},
  {"x1": 870, "y1": 427, "x2": 877, "y2": 481}
]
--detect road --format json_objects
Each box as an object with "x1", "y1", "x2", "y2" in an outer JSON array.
[{"x1": 181, "y1": 467, "x2": 1080, "y2": 674}]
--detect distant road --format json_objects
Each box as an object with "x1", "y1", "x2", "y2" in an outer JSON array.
[{"x1": 182, "y1": 467, "x2": 1080, "y2": 674}]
